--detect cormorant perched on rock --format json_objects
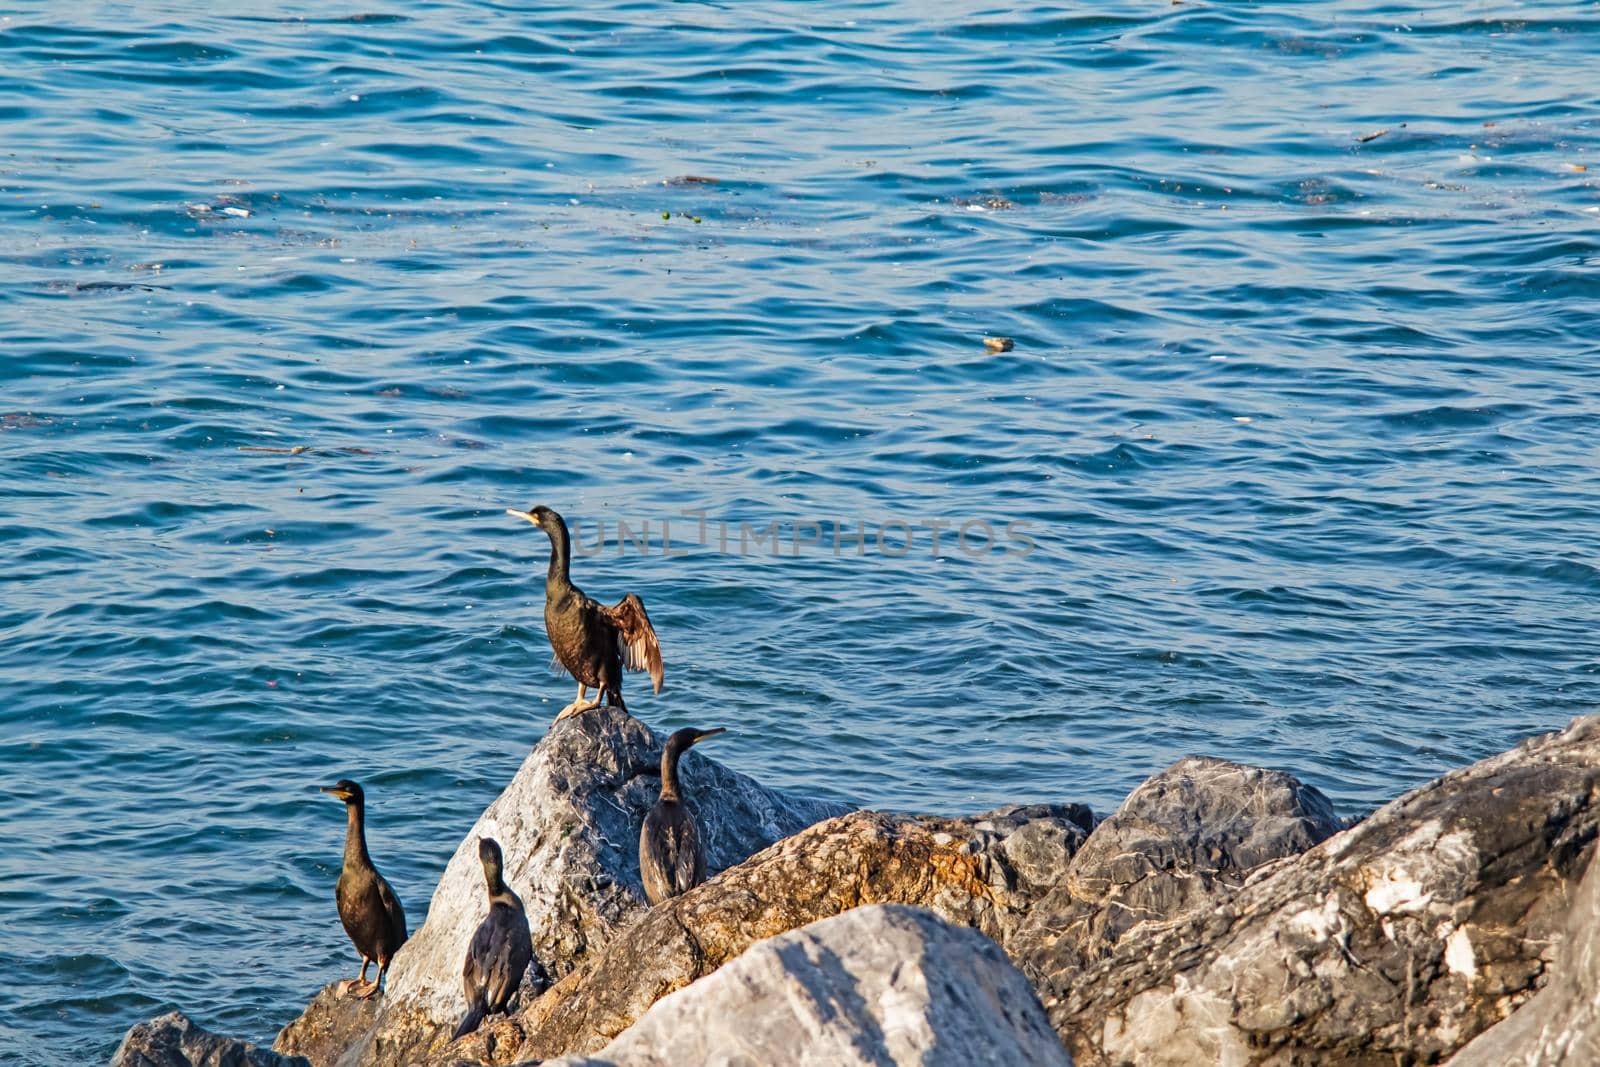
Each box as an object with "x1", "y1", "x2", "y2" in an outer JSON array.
[
  {"x1": 318, "y1": 779, "x2": 407, "y2": 999},
  {"x1": 453, "y1": 837, "x2": 534, "y2": 1040},
  {"x1": 506, "y1": 505, "x2": 664, "y2": 722},
  {"x1": 639, "y1": 727, "x2": 725, "y2": 905}
]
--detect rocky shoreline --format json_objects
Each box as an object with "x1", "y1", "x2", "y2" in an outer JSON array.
[{"x1": 114, "y1": 712, "x2": 1600, "y2": 1066}]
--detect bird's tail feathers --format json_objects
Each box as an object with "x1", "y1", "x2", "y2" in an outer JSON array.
[{"x1": 452, "y1": 1000, "x2": 486, "y2": 1041}]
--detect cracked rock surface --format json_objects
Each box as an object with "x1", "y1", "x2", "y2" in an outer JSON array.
[
  {"x1": 1047, "y1": 717, "x2": 1600, "y2": 1067},
  {"x1": 543, "y1": 904, "x2": 1073, "y2": 1067},
  {"x1": 1447, "y1": 841, "x2": 1600, "y2": 1067},
  {"x1": 1011, "y1": 756, "x2": 1339, "y2": 986},
  {"x1": 463, "y1": 802, "x2": 1092, "y2": 1063}
]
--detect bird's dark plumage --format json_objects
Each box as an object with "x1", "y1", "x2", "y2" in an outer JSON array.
[
  {"x1": 506, "y1": 505, "x2": 664, "y2": 724},
  {"x1": 639, "y1": 727, "x2": 725, "y2": 906},
  {"x1": 453, "y1": 837, "x2": 534, "y2": 1040},
  {"x1": 320, "y1": 779, "x2": 408, "y2": 999}
]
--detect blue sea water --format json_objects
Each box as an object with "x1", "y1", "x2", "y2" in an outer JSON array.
[{"x1": 1, "y1": 0, "x2": 1598, "y2": 1061}]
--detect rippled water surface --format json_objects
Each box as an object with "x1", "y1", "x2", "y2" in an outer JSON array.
[{"x1": 3, "y1": 0, "x2": 1599, "y2": 1061}]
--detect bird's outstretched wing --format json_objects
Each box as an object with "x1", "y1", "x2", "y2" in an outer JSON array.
[{"x1": 600, "y1": 593, "x2": 663, "y2": 693}]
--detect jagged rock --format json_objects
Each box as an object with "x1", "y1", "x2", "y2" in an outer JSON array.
[
  {"x1": 112, "y1": 1011, "x2": 310, "y2": 1067},
  {"x1": 543, "y1": 905, "x2": 1073, "y2": 1067},
  {"x1": 271, "y1": 983, "x2": 381, "y2": 1067},
  {"x1": 1049, "y1": 716, "x2": 1600, "y2": 1067},
  {"x1": 1447, "y1": 844, "x2": 1600, "y2": 1066},
  {"x1": 1012, "y1": 757, "x2": 1339, "y2": 983},
  {"x1": 273, "y1": 707, "x2": 849, "y2": 1067},
  {"x1": 975, "y1": 802, "x2": 1097, "y2": 895},
  {"x1": 490, "y1": 803, "x2": 1093, "y2": 1063}
]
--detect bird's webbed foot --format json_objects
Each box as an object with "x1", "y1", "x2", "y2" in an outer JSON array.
[{"x1": 553, "y1": 698, "x2": 601, "y2": 723}]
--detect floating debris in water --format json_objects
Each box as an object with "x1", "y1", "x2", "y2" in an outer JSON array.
[
  {"x1": 237, "y1": 445, "x2": 379, "y2": 457},
  {"x1": 663, "y1": 175, "x2": 719, "y2": 185},
  {"x1": 186, "y1": 195, "x2": 253, "y2": 219},
  {"x1": 953, "y1": 195, "x2": 1016, "y2": 211},
  {"x1": 983, "y1": 337, "x2": 1014, "y2": 353},
  {"x1": 1356, "y1": 123, "x2": 1405, "y2": 143},
  {"x1": 43, "y1": 280, "x2": 169, "y2": 294}
]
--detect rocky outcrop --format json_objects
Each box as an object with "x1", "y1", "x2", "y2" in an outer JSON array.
[
  {"x1": 1012, "y1": 757, "x2": 1339, "y2": 983},
  {"x1": 463, "y1": 803, "x2": 1093, "y2": 1063},
  {"x1": 545, "y1": 905, "x2": 1073, "y2": 1067},
  {"x1": 1048, "y1": 717, "x2": 1600, "y2": 1066},
  {"x1": 113, "y1": 1011, "x2": 311, "y2": 1067},
  {"x1": 124, "y1": 713, "x2": 1600, "y2": 1067},
  {"x1": 1447, "y1": 844, "x2": 1600, "y2": 1066},
  {"x1": 274, "y1": 706, "x2": 849, "y2": 1067}
]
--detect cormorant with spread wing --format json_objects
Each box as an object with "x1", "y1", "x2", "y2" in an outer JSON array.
[{"x1": 506, "y1": 505, "x2": 664, "y2": 722}]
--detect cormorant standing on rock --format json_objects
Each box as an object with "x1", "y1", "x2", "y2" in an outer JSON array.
[
  {"x1": 319, "y1": 779, "x2": 407, "y2": 999},
  {"x1": 639, "y1": 727, "x2": 726, "y2": 906},
  {"x1": 453, "y1": 837, "x2": 534, "y2": 1040},
  {"x1": 506, "y1": 505, "x2": 664, "y2": 723}
]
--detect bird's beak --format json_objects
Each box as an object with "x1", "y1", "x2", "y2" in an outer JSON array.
[
  {"x1": 692, "y1": 727, "x2": 728, "y2": 746},
  {"x1": 319, "y1": 785, "x2": 344, "y2": 798},
  {"x1": 506, "y1": 508, "x2": 538, "y2": 525}
]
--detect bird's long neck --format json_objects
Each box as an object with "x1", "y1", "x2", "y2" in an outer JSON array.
[
  {"x1": 483, "y1": 862, "x2": 516, "y2": 907},
  {"x1": 543, "y1": 516, "x2": 573, "y2": 592},
  {"x1": 660, "y1": 743, "x2": 685, "y2": 803},
  {"x1": 343, "y1": 800, "x2": 372, "y2": 870}
]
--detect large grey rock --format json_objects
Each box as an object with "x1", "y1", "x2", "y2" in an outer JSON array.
[
  {"x1": 1013, "y1": 757, "x2": 1339, "y2": 983},
  {"x1": 1049, "y1": 716, "x2": 1600, "y2": 1067},
  {"x1": 274, "y1": 706, "x2": 849, "y2": 1066},
  {"x1": 491, "y1": 804, "x2": 1092, "y2": 1063},
  {"x1": 112, "y1": 1011, "x2": 310, "y2": 1067},
  {"x1": 545, "y1": 905, "x2": 1073, "y2": 1067},
  {"x1": 1447, "y1": 844, "x2": 1600, "y2": 1067}
]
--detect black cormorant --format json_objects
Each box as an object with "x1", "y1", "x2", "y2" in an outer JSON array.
[
  {"x1": 319, "y1": 779, "x2": 408, "y2": 999},
  {"x1": 506, "y1": 505, "x2": 664, "y2": 722},
  {"x1": 639, "y1": 726, "x2": 725, "y2": 906},
  {"x1": 453, "y1": 837, "x2": 534, "y2": 1040}
]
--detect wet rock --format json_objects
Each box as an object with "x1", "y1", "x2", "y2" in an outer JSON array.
[
  {"x1": 274, "y1": 706, "x2": 848, "y2": 1066},
  {"x1": 112, "y1": 1011, "x2": 310, "y2": 1067},
  {"x1": 1446, "y1": 844, "x2": 1600, "y2": 1066},
  {"x1": 1013, "y1": 756, "x2": 1338, "y2": 983},
  {"x1": 1048, "y1": 717, "x2": 1600, "y2": 1067},
  {"x1": 545, "y1": 905, "x2": 1073, "y2": 1067},
  {"x1": 499, "y1": 803, "x2": 1092, "y2": 1062}
]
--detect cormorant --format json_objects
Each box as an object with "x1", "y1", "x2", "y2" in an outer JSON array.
[
  {"x1": 453, "y1": 837, "x2": 534, "y2": 1040},
  {"x1": 506, "y1": 505, "x2": 664, "y2": 722},
  {"x1": 319, "y1": 779, "x2": 408, "y2": 999},
  {"x1": 639, "y1": 726, "x2": 725, "y2": 906}
]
